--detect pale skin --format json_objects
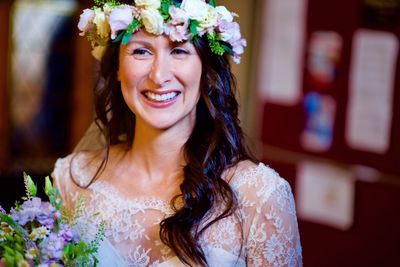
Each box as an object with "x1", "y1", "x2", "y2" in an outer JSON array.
[{"x1": 93, "y1": 30, "x2": 203, "y2": 202}]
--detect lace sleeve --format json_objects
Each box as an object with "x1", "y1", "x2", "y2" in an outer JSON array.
[
  {"x1": 51, "y1": 153, "x2": 92, "y2": 210},
  {"x1": 232, "y1": 164, "x2": 302, "y2": 267}
]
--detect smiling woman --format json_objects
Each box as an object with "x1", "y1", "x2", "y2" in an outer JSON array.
[
  {"x1": 50, "y1": 0, "x2": 302, "y2": 266},
  {"x1": 119, "y1": 30, "x2": 202, "y2": 131}
]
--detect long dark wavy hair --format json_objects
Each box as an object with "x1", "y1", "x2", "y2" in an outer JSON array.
[{"x1": 75, "y1": 1, "x2": 254, "y2": 265}]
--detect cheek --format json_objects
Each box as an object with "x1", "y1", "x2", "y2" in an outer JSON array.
[
  {"x1": 119, "y1": 64, "x2": 142, "y2": 90},
  {"x1": 182, "y1": 63, "x2": 202, "y2": 93}
]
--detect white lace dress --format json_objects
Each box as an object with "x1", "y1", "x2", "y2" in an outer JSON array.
[{"x1": 52, "y1": 153, "x2": 302, "y2": 267}]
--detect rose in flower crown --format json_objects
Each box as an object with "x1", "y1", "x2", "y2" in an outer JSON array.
[{"x1": 78, "y1": 0, "x2": 247, "y2": 63}]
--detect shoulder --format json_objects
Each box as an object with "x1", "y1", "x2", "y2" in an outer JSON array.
[
  {"x1": 51, "y1": 150, "x2": 105, "y2": 209},
  {"x1": 227, "y1": 160, "x2": 295, "y2": 211},
  {"x1": 52, "y1": 150, "x2": 100, "y2": 188}
]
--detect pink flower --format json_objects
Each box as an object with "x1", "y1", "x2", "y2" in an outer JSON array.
[
  {"x1": 232, "y1": 38, "x2": 247, "y2": 55},
  {"x1": 231, "y1": 38, "x2": 247, "y2": 63},
  {"x1": 166, "y1": 6, "x2": 190, "y2": 41},
  {"x1": 169, "y1": 6, "x2": 188, "y2": 25},
  {"x1": 218, "y1": 21, "x2": 241, "y2": 43},
  {"x1": 109, "y1": 5, "x2": 135, "y2": 39},
  {"x1": 78, "y1": 9, "x2": 95, "y2": 34},
  {"x1": 165, "y1": 24, "x2": 190, "y2": 42}
]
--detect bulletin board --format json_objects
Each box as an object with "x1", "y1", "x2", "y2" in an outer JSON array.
[{"x1": 258, "y1": 0, "x2": 400, "y2": 176}]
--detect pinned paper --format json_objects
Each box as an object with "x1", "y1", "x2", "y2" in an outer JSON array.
[
  {"x1": 258, "y1": 0, "x2": 307, "y2": 105},
  {"x1": 296, "y1": 161, "x2": 355, "y2": 230},
  {"x1": 346, "y1": 29, "x2": 398, "y2": 154},
  {"x1": 300, "y1": 92, "x2": 336, "y2": 152},
  {"x1": 307, "y1": 31, "x2": 343, "y2": 90}
]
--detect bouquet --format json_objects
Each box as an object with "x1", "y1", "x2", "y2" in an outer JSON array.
[{"x1": 0, "y1": 173, "x2": 105, "y2": 267}]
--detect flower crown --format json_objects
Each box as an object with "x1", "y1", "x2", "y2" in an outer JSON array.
[{"x1": 78, "y1": 0, "x2": 246, "y2": 63}]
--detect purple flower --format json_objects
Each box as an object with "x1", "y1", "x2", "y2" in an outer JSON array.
[
  {"x1": 0, "y1": 205, "x2": 6, "y2": 214},
  {"x1": 36, "y1": 202, "x2": 56, "y2": 228},
  {"x1": 11, "y1": 197, "x2": 58, "y2": 228},
  {"x1": 11, "y1": 197, "x2": 42, "y2": 225},
  {"x1": 40, "y1": 233, "x2": 65, "y2": 260},
  {"x1": 58, "y1": 224, "x2": 74, "y2": 242}
]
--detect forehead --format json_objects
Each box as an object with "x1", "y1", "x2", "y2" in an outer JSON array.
[{"x1": 126, "y1": 30, "x2": 194, "y2": 48}]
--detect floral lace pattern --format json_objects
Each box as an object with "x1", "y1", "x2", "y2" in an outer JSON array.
[{"x1": 52, "y1": 153, "x2": 302, "y2": 266}]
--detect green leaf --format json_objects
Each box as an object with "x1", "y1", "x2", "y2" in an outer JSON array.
[
  {"x1": 14, "y1": 243, "x2": 24, "y2": 253},
  {"x1": 23, "y1": 172, "x2": 37, "y2": 198},
  {"x1": 0, "y1": 214, "x2": 30, "y2": 245},
  {"x1": 14, "y1": 251, "x2": 24, "y2": 263},
  {"x1": 160, "y1": 1, "x2": 171, "y2": 19},
  {"x1": 127, "y1": 19, "x2": 141, "y2": 33},
  {"x1": 172, "y1": 0, "x2": 181, "y2": 8},
  {"x1": 189, "y1": 20, "x2": 199, "y2": 36},
  {"x1": 122, "y1": 32, "x2": 133, "y2": 45},
  {"x1": 4, "y1": 253, "x2": 14, "y2": 266},
  {"x1": 94, "y1": 0, "x2": 121, "y2": 6},
  {"x1": 3, "y1": 245, "x2": 15, "y2": 256},
  {"x1": 4, "y1": 233, "x2": 14, "y2": 243},
  {"x1": 113, "y1": 31, "x2": 124, "y2": 43},
  {"x1": 44, "y1": 176, "x2": 53, "y2": 197},
  {"x1": 222, "y1": 44, "x2": 233, "y2": 55},
  {"x1": 210, "y1": 0, "x2": 216, "y2": 7},
  {"x1": 207, "y1": 33, "x2": 225, "y2": 55}
]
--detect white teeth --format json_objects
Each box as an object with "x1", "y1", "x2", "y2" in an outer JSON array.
[{"x1": 145, "y1": 92, "x2": 178, "y2": 102}]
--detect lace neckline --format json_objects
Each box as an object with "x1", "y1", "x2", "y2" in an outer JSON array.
[
  {"x1": 89, "y1": 180, "x2": 175, "y2": 215},
  {"x1": 83, "y1": 163, "x2": 270, "y2": 215}
]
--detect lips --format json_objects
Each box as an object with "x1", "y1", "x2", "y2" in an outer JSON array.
[
  {"x1": 141, "y1": 90, "x2": 181, "y2": 108},
  {"x1": 143, "y1": 91, "x2": 180, "y2": 102}
]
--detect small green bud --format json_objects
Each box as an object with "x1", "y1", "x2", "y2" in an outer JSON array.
[
  {"x1": 45, "y1": 176, "x2": 53, "y2": 197},
  {"x1": 23, "y1": 172, "x2": 37, "y2": 198}
]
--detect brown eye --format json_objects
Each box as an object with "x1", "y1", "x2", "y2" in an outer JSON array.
[
  {"x1": 171, "y1": 48, "x2": 189, "y2": 55},
  {"x1": 133, "y1": 48, "x2": 151, "y2": 55}
]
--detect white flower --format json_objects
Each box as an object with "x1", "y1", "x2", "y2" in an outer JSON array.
[
  {"x1": 135, "y1": 0, "x2": 161, "y2": 9},
  {"x1": 25, "y1": 248, "x2": 37, "y2": 260},
  {"x1": 141, "y1": 8, "x2": 164, "y2": 35},
  {"x1": 198, "y1": 5, "x2": 218, "y2": 31},
  {"x1": 92, "y1": 45, "x2": 107, "y2": 61},
  {"x1": 93, "y1": 9, "x2": 111, "y2": 38},
  {"x1": 109, "y1": 5, "x2": 134, "y2": 39},
  {"x1": 78, "y1": 9, "x2": 95, "y2": 34},
  {"x1": 180, "y1": 0, "x2": 209, "y2": 21},
  {"x1": 28, "y1": 226, "x2": 49, "y2": 241},
  {"x1": 215, "y1": 6, "x2": 234, "y2": 22}
]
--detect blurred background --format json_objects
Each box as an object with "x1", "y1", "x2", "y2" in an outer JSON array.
[{"x1": 0, "y1": 0, "x2": 399, "y2": 266}]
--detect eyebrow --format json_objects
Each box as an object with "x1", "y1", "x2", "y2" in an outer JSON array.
[{"x1": 128, "y1": 39, "x2": 189, "y2": 48}]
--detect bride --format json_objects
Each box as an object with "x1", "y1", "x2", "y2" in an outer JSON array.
[{"x1": 52, "y1": 0, "x2": 302, "y2": 266}]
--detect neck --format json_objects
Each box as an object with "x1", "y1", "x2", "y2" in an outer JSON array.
[{"x1": 126, "y1": 118, "x2": 193, "y2": 182}]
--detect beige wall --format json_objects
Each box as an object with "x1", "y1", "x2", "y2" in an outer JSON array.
[{"x1": 218, "y1": 0, "x2": 261, "y2": 138}]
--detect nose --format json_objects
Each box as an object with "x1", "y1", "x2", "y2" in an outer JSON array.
[{"x1": 149, "y1": 53, "x2": 172, "y2": 86}]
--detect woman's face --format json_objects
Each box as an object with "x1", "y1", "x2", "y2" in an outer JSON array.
[{"x1": 119, "y1": 30, "x2": 202, "y2": 132}]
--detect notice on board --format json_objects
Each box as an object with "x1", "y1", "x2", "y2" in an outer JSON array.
[
  {"x1": 346, "y1": 29, "x2": 399, "y2": 154},
  {"x1": 296, "y1": 161, "x2": 355, "y2": 230},
  {"x1": 257, "y1": 0, "x2": 307, "y2": 105}
]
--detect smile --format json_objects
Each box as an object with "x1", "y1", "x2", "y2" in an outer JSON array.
[{"x1": 143, "y1": 91, "x2": 180, "y2": 102}]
